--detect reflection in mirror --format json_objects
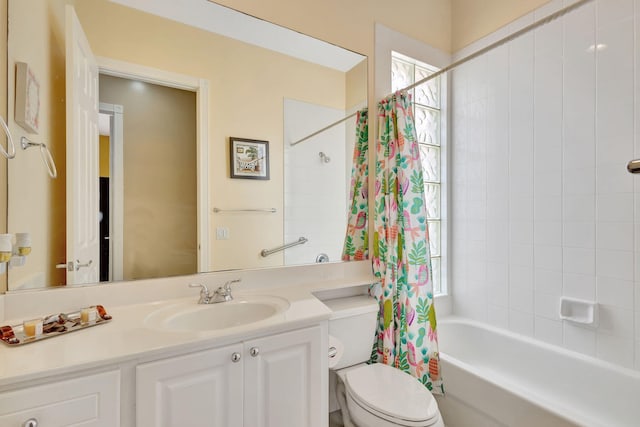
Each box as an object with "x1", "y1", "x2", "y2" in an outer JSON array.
[{"x1": 5, "y1": 0, "x2": 367, "y2": 291}]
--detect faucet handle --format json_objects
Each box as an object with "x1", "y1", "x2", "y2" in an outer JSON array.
[
  {"x1": 223, "y1": 278, "x2": 241, "y2": 292},
  {"x1": 189, "y1": 283, "x2": 210, "y2": 303}
]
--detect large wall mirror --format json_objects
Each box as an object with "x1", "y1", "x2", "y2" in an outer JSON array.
[{"x1": 5, "y1": 0, "x2": 367, "y2": 291}]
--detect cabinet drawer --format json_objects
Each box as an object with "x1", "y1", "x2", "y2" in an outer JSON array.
[{"x1": 0, "y1": 370, "x2": 120, "y2": 427}]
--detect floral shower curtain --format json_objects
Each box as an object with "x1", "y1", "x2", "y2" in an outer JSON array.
[
  {"x1": 342, "y1": 108, "x2": 369, "y2": 261},
  {"x1": 370, "y1": 91, "x2": 443, "y2": 394}
]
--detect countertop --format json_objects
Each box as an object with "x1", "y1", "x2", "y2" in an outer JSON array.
[{"x1": 0, "y1": 264, "x2": 376, "y2": 390}]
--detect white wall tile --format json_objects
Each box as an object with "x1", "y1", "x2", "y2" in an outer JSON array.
[
  {"x1": 564, "y1": 273, "x2": 596, "y2": 300},
  {"x1": 597, "y1": 277, "x2": 634, "y2": 310},
  {"x1": 510, "y1": 243, "x2": 534, "y2": 266},
  {"x1": 450, "y1": 0, "x2": 638, "y2": 371},
  {"x1": 534, "y1": 245, "x2": 563, "y2": 271},
  {"x1": 509, "y1": 309, "x2": 535, "y2": 336},
  {"x1": 535, "y1": 269, "x2": 563, "y2": 295},
  {"x1": 534, "y1": 221, "x2": 562, "y2": 246},
  {"x1": 563, "y1": 323, "x2": 596, "y2": 356},
  {"x1": 598, "y1": 305, "x2": 634, "y2": 338},
  {"x1": 509, "y1": 265, "x2": 534, "y2": 290},
  {"x1": 535, "y1": 316, "x2": 564, "y2": 346},
  {"x1": 563, "y1": 247, "x2": 595, "y2": 275},
  {"x1": 510, "y1": 221, "x2": 533, "y2": 244},
  {"x1": 596, "y1": 333, "x2": 634, "y2": 368},
  {"x1": 487, "y1": 305, "x2": 509, "y2": 328},
  {"x1": 564, "y1": 168, "x2": 595, "y2": 195},
  {"x1": 534, "y1": 292, "x2": 560, "y2": 320},
  {"x1": 564, "y1": 221, "x2": 595, "y2": 248},
  {"x1": 597, "y1": 194, "x2": 634, "y2": 223},
  {"x1": 510, "y1": 287, "x2": 534, "y2": 313},
  {"x1": 596, "y1": 250, "x2": 634, "y2": 281},
  {"x1": 563, "y1": 195, "x2": 595, "y2": 222},
  {"x1": 596, "y1": 222, "x2": 633, "y2": 251}
]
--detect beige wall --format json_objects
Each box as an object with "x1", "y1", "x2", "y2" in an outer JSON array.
[
  {"x1": 99, "y1": 135, "x2": 109, "y2": 178},
  {"x1": 451, "y1": 0, "x2": 552, "y2": 51},
  {"x1": 7, "y1": 0, "x2": 66, "y2": 289},
  {"x1": 216, "y1": 0, "x2": 452, "y2": 57},
  {"x1": 100, "y1": 75, "x2": 197, "y2": 280}
]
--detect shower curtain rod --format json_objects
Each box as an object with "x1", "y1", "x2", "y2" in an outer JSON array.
[{"x1": 289, "y1": 0, "x2": 593, "y2": 147}]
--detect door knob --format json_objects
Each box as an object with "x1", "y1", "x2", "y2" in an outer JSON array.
[
  {"x1": 55, "y1": 259, "x2": 93, "y2": 271},
  {"x1": 250, "y1": 347, "x2": 260, "y2": 357},
  {"x1": 231, "y1": 352, "x2": 241, "y2": 362},
  {"x1": 23, "y1": 418, "x2": 38, "y2": 427}
]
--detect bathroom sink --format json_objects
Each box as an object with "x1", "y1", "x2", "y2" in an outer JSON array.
[{"x1": 145, "y1": 296, "x2": 290, "y2": 332}]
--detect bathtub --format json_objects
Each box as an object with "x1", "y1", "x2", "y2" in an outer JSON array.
[{"x1": 435, "y1": 317, "x2": 640, "y2": 427}]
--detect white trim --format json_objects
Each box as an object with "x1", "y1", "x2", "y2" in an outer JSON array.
[
  {"x1": 96, "y1": 57, "x2": 211, "y2": 273},
  {"x1": 99, "y1": 102, "x2": 124, "y2": 281},
  {"x1": 375, "y1": 24, "x2": 451, "y2": 296}
]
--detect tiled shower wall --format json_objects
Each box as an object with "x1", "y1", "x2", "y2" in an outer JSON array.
[{"x1": 450, "y1": 0, "x2": 640, "y2": 370}]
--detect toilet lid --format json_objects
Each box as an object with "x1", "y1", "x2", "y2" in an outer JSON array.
[{"x1": 344, "y1": 363, "x2": 439, "y2": 424}]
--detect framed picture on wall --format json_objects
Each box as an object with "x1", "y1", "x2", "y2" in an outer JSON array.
[
  {"x1": 14, "y1": 62, "x2": 40, "y2": 134},
  {"x1": 229, "y1": 137, "x2": 270, "y2": 180}
]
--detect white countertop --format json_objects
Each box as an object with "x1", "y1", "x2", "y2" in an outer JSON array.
[{"x1": 0, "y1": 262, "x2": 376, "y2": 389}]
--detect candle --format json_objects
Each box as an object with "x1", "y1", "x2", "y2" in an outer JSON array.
[
  {"x1": 81, "y1": 307, "x2": 96, "y2": 324},
  {"x1": 23, "y1": 319, "x2": 43, "y2": 337}
]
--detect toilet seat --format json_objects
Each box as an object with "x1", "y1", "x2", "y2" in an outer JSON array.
[{"x1": 343, "y1": 363, "x2": 440, "y2": 427}]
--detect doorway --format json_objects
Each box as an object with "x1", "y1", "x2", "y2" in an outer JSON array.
[{"x1": 98, "y1": 74, "x2": 198, "y2": 281}]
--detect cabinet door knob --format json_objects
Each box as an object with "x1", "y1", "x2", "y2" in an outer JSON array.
[
  {"x1": 231, "y1": 352, "x2": 241, "y2": 362},
  {"x1": 23, "y1": 419, "x2": 38, "y2": 427},
  {"x1": 250, "y1": 347, "x2": 260, "y2": 357}
]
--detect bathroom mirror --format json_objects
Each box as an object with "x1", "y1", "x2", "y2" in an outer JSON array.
[{"x1": 5, "y1": 0, "x2": 367, "y2": 291}]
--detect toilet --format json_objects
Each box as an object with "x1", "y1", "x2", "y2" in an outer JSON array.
[{"x1": 325, "y1": 295, "x2": 444, "y2": 427}]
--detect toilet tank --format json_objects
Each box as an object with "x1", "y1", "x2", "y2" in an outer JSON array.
[{"x1": 323, "y1": 295, "x2": 379, "y2": 370}]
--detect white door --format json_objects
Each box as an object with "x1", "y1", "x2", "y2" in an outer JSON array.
[
  {"x1": 244, "y1": 326, "x2": 325, "y2": 427},
  {"x1": 136, "y1": 344, "x2": 244, "y2": 427},
  {"x1": 65, "y1": 5, "x2": 100, "y2": 284}
]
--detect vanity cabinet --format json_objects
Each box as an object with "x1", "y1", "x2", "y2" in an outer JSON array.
[
  {"x1": 136, "y1": 325, "x2": 323, "y2": 427},
  {"x1": 0, "y1": 370, "x2": 120, "y2": 426}
]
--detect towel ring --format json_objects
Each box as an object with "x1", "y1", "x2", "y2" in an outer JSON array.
[
  {"x1": 0, "y1": 116, "x2": 16, "y2": 159},
  {"x1": 20, "y1": 136, "x2": 58, "y2": 179}
]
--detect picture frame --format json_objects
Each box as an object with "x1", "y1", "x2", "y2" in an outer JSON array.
[
  {"x1": 229, "y1": 137, "x2": 270, "y2": 180},
  {"x1": 14, "y1": 62, "x2": 40, "y2": 134}
]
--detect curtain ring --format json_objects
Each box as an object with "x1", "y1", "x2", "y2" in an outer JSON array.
[{"x1": 0, "y1": 116, "x2": 16, "y2": 159}]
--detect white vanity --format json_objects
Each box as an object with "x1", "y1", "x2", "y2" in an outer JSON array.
[{"x1": 0, "y1": 262, "x2": 374, "y2": 426}]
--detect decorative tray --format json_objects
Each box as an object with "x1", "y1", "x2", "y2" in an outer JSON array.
[{"x1": 0, "y1": 305, "x2": 112, "y2": 346}]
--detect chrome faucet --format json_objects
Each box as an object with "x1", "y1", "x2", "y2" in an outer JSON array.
[{"x1": 189, "y1": 279, "x2": 241, "y2": 304}]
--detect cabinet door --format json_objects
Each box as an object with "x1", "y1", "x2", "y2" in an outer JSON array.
[
  {"x1": 0, "y1": 370, "x2": 120, "y2": 426},
  {"x1": 244, "y1": 326, "x2": 324, "y2": 427},
  {"x1": 137, "y1": 344, "x2": 244, "y2": 427}
]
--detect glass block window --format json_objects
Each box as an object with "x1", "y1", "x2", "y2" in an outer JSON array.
[{"x1": 392, "y1": 52, "x2": 444, "y2": 295}]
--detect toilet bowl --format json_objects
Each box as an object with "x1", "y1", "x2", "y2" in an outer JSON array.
[
  {"x1": 324, "y1": 295, "x2": 444, "y2": 427},
  {"x1": 336, "y1": 363, "x2": 444, "y2": 427}
]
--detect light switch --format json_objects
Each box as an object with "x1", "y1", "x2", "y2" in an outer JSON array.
[{"x1": 216, "y1": 227, "x2": 229, "y2": 240}]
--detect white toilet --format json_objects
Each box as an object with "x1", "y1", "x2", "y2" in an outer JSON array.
[{"x1": 325, "y1": 295, "x2": 444, "y2": 427}]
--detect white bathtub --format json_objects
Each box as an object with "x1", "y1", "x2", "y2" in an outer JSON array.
[{"x1": 435, "y1": 318, "x2": 640, "y2": 427}]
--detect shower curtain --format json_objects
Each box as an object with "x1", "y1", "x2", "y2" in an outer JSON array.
[
  {"x1": 370, "y1": 91, "x2": 443, "y2": 394},
  {"x1": 342, "y1": 108, "x2": 369, "y2": 261}
]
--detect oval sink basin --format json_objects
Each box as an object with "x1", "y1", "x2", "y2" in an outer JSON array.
[{"x1": 145, "y1": 296, "x2": 289, "y2": 332}]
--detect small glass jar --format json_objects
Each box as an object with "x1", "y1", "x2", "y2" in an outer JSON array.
[
  {"x1": 15, "y1": 233, "x2": 31, "y2": 256},
  {"x1": 0, "y1": 234, "x2": 13, "y2": 263},
  {"x1": 23, "y1": 318, "x2": 43, "y2": 338}
]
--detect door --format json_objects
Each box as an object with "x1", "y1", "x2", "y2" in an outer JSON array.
[
  {"x1": 136, "y1": 344, "x2": 244, "y2": 427},
  {"x1": 244, "y1": 326, "x2": 325, "y2": 427},
  {"x1": 65, "y1": 5, "x2": 100, "y2": 284}
]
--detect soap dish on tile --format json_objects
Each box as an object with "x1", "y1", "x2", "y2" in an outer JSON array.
[{"x1": 0, "y1": 305, "x2": 112, "y2": 346}]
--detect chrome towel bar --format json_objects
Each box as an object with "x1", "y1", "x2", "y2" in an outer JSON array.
[
  {"x1": 261, "y1": 237, "x2": 308, "y2": 257},
  {"x1": 213, "y1": 207, "x2": 276, "y2": 213}
]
